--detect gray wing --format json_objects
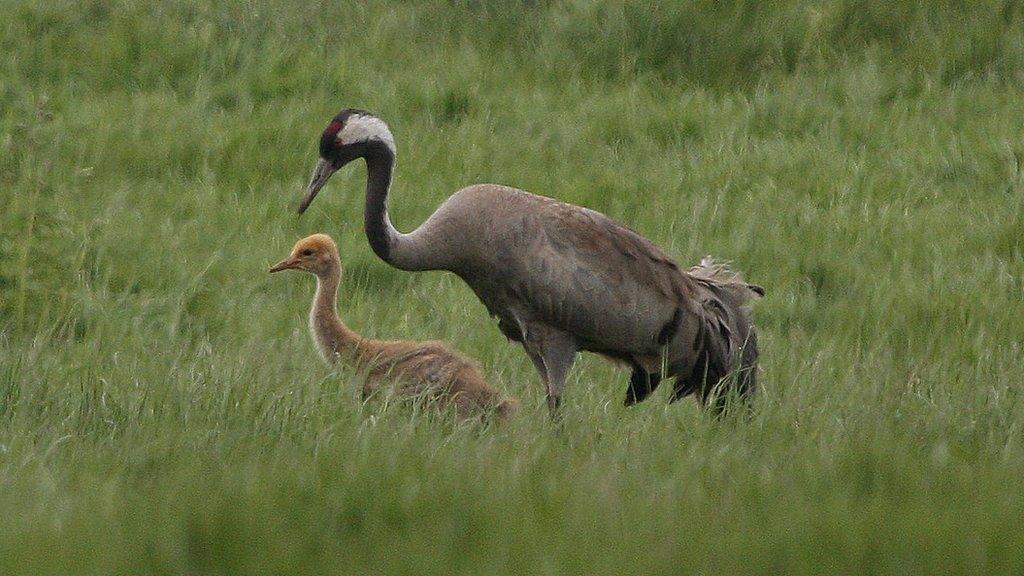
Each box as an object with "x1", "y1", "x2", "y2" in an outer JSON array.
[{"x1": 493, "y1": 198, "x2": 700, "y2": 354}]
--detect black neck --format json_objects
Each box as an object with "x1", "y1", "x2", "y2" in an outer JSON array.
[{"x1": 363, "y1": 143, "x2": 396, "y2": 264}]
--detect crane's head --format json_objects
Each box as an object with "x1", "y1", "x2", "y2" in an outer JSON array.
[
  {"x1": 299, "y1": 109, "x2": 396, "y2": 214},
  {"x1": 269, "y1": 233, "x2": 341, "y2": 277}
]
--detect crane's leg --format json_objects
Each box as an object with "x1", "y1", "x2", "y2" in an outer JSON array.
[
  {"x1": 521, "y1": 327, "x2": 577, "y2": 420},
  {"x1": 624, "y1": 364, "x2": 662, "y2": 406}
]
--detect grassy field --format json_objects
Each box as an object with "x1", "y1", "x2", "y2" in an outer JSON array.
[{"x1": 2, "y1": 0, "x2": 1024, "y2": 573}]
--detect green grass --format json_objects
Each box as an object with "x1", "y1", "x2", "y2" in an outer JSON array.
[{"x1": 2, "y1": 0, "x2": 1024, "y2": 573}]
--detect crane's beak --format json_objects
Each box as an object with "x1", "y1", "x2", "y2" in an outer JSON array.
[
  {"x1": 269, "y1": 257, "x2": 301, "y2": 273},
  {"x1": 298, "y1": 158, "x2": 337, "y2": 214}
]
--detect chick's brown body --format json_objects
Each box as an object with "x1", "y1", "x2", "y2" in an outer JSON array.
[{"x1": 272, "y1": 234, "x2": 517, "y2": 421}]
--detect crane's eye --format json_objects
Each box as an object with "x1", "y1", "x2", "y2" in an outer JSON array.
[{"x1": 301, "y1": 249, "x2": 314, "y2": 257}]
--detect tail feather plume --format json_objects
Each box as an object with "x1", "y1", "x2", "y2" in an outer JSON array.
[
  {"x1": 689, "y1": 256, "x2": 765, "y2": 301},
  {"x1": 675, "y1": 256, "x2": 762, "y2": 411}
]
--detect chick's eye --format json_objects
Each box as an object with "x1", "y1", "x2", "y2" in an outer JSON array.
[{"x1": 301, "y1": 249, "x2": 313, "y2": 257}]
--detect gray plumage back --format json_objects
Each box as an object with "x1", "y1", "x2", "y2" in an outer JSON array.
[{"x1": 682, "y1": 257, "x2": 763, "y2": 410}]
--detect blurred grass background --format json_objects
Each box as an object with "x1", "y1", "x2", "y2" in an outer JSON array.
[{"x1": 1, "y1": 0, "x2": 1024, "y2": 573}]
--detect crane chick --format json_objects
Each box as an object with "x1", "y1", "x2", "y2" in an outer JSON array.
[{"x1": 270, "y1": 234, "x2": 518, "y2": 421}]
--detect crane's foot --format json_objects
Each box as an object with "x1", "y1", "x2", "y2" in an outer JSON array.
[{"x1": 546, "y1": 394, "x2": 562, "y2": 420}]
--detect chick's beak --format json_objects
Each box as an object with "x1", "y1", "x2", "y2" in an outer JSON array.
[
  {"x1": 269, "y1": 257, "x2": 301, "y2": 273},
  {"x1": 298, "y1": 158, "x2": 337, "y2": 214}
]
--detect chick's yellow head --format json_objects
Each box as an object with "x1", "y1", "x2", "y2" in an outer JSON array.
[{"x1": 270, "y1": 233, "x2": 340, "y2": 275}]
